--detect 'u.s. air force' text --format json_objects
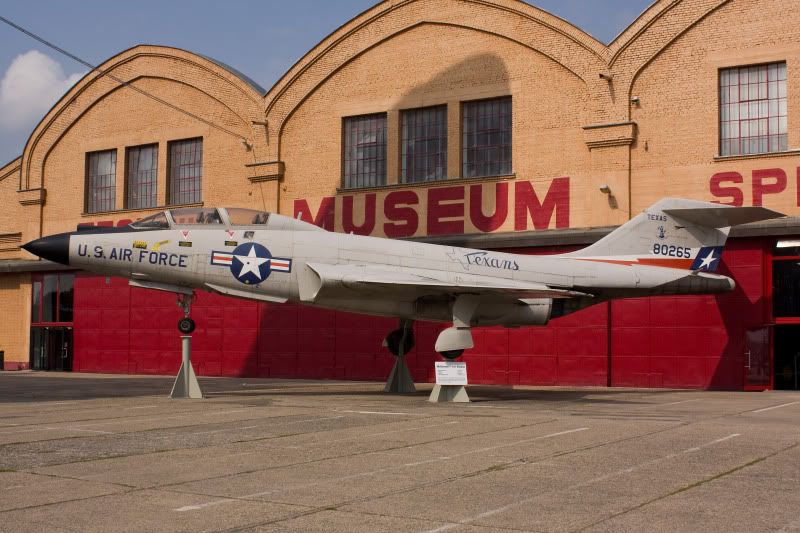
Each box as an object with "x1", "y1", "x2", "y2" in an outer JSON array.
[{"x1": 78, "y1": 245, "x2": 189, "y2": 267}]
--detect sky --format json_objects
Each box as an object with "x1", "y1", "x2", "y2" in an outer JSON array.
[{"x1": 0, "y1": 0, "x2": 653, "y2": 166}]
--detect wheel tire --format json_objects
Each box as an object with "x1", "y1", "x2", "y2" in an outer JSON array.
[
  {"x1": 385, "y1": 328, "x2": 415, "y2": 356},
  {"x1": 439, "y1": 349, "x2": 464, "y2": 360},
  {"x1": 177, "y1": 317, "x2": 196, "y2": 334}
]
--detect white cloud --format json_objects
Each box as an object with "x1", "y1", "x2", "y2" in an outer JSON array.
[{"x1": 0, "y1": 50, "x2": 84, "y2": 130}]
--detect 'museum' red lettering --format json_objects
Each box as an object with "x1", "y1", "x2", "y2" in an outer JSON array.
[
  {"x1": 294, "y1": 197, "x2": 335, "y2": 231},
  {"x1": 470, "y1": 182, "x2": 508, "y2": 232},
  {"x1": 514, "y1": 177, "x2": 570, "y2": 231},
  {"x1": 427, "y1": 186, "x2": 464, "y2": 235},
  {"x1": 383, "y1": 190, "x2": 419, "y2": 237},
  {"x1": 342, "y1": 194, "x2": 376, "y2": 235}
]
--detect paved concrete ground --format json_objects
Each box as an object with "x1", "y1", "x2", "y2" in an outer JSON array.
[{"x1": 0, "y1": 373, "x2": 799, "y2": 532}]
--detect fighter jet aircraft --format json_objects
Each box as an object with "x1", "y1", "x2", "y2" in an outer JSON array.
[{"x1": 23, "y1": 198, "x2": 783, "y2": 359}]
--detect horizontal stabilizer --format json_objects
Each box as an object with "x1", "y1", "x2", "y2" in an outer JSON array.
[{"x1": 663, "y1": 206, "x2": 784, "y2": 228}]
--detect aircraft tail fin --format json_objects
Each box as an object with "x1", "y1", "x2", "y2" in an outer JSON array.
[{"x1": 567, "y1": 198, "x2": 783, "y2": 271}]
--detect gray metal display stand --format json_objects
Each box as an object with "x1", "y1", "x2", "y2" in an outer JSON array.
[
  {"x1": 170, "y1": 336, "x2": 203, "y2": 399},
  {"x1": 428, "y1": 384, "x2": 470, "y2": 403},
  {"x1": 383, "y1": 325, "x2": 416, "y2": 394},
  {"x1": 384, "y1": 354, "x2": 416, "y2": 393}
]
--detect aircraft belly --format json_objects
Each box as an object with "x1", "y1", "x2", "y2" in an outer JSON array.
[{"x1": 310, "y1": 297, "x2": 417, "y2": 319}]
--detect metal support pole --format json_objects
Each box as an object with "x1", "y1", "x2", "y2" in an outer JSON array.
[
  {"x1": 384, "y1": 323, "x2": 416, "y2": 394},
  {"x1": 170, "y1": 335, "x2": 203, "y2": 399}
]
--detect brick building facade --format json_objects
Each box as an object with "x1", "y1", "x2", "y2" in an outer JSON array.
[{"x1": 1, "y1": 0, "x2": 799, "y2": 389}]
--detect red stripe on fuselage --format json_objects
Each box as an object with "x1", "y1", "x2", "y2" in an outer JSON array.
[{"x1": 576, "y1": 257, "x2": 694, "y2": 270}]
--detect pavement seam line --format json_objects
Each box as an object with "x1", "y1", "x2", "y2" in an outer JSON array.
[
  {"x1": 156, "y1": 420, "x2": 689, "y2": 519},
  {"x1": 751, "y1": 401, "x2": 800, "y2": 413},
  {"x1": 147, "y1": 418, "x2": 559, "y2": 491},
  {"x1": 170, "y1": 427, "x2": 589, "y2": 512},
  {"x1": 572, "y1": 441, "x2": 800, "y2": 532},
  {"x1": 5, "y1": 414, "x2": 453, "y2": 469},
  {"x1": 417, "y1": 433, "x2": 744, "y2": 533}
]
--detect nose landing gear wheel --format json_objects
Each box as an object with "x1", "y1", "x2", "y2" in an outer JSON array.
[
  {"x1": 439, "y1": 349, "x2": 464, "y2": 360},
  {"x1": 177, "y1": 317, "x2": 196, "y2": 334}
]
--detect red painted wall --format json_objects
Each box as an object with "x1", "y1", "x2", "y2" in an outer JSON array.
[{"x1": 72, "y1": 238, "x2": 768, "y2": 390}]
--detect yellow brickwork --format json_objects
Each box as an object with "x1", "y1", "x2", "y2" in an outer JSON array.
[
  {"x1": 630, "y1": 0, "x2": 800, "y2": 212},
  {"x1": 0, "y1": 273, "x2": 31, "y2": 367},
  {"x1": 0, "y1": 157, "x2": 27, "y2": 261},
  {"x1": 14, "y1": 46, "x2": 270, "y2": 248}
]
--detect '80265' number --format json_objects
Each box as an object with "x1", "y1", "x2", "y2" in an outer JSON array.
[{"x1": 652, "y1": 244, "x2": 691, "y2": 258}]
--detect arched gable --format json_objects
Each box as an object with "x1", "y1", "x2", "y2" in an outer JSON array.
[
  {"x1": 19, "y1": 45, "x2": 266, "y2": 191},
  {"x1": 609, "y1": 0, "x2": 732, "y2": 120},
  {"x1": 263, "y1": 0, "x2": 612, "y2": 159},
  {"x1": 263, "y1": 0, "x2": 741, "y2": 157}
]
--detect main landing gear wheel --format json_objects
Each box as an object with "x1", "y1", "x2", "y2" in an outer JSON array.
[
  {"x1": 439, "y1": 349, "x2": 464, "y2": 360},
  {"x1": 177, "y1": 317, "x2": 196, "y2": 334},
  {"x1": 385, "y1": 327, "x2": 415, "y2": 356}
]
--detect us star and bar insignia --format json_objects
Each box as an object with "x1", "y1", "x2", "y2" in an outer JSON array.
[{"x1": 210, "y1": 243, "x2": 292, "y2": 285}]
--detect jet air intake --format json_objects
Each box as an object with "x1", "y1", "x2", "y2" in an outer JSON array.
[
  {"x1": 471, "y1": 298, "x2": 554, "y2": 327},
  {"x1": 413, "y1": 298, "x2": 554, "y2": 327}
]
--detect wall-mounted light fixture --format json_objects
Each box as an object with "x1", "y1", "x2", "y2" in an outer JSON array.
[
  {"x1": 631, "y1": 96, "x2": 641, "y2": 106},
  {"x1": 599, "y1": 72, "x2": 614, "y2": 81},
  {"x1": 599, "y1": 184, "x2": 611, "y2": 194}
]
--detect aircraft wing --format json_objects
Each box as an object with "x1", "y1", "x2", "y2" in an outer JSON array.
[{"x1": 300, "y1": 262, "x2": 590, "y2": 302}]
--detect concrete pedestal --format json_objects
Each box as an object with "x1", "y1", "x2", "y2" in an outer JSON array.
[
  {"x1": 428, "y1": 384, "x2": 470, "y2": 403},
  {"x1": 170, "y1": 336, "x2": 203, "y2": 399}
]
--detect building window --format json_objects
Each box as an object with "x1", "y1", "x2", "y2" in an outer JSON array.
[
  {"x1": 401, "y1": 105, "x2": 447, "y2": 183},
  {"x1": 126, "y1": 144, "x2": 158, "y2": 209},
  {"x1": 462, "y1": 96, "x2": 512, "y2": 179},
  {"x1": 168, "y1": 138, "x2": 203, "y2": 205},
  {"x1": 343, "y1": 113, "x2": 386, "y2": 188},
  {"x1": 772, "y1": 241, "x2": 800, "y2": 318},
  {"x1": 86, "y1": 150, "x2": 116, "y2": 213},
  {"x1": 31, "y1": 273, "x2": 74, "y2": 324},
  {"x1": 720, "y1": 62, "x2": 787, "y2": 156}
]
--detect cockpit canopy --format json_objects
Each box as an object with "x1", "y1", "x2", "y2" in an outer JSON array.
[{"x1": 130, "y1": 207, "x2": 322, "y2": 232}]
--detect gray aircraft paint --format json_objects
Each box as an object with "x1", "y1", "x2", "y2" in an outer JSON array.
[{"x1": 33, "y1": 198, "x2": 784, "y2": 353}]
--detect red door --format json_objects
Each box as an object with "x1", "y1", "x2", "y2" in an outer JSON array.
[{"x1": 744, "y1": 327, "x2": 771, "y2": 390}]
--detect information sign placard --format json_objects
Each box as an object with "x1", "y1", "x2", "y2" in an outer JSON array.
[{"x1": 434, "y1": 361, "x2": 468, "y2": 385}]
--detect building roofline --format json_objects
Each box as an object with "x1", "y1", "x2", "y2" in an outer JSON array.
[
  {"x1": 0, "y1": 156, "x2": 22, "y2": 182},
  {"x1": 195, "y1": 52, "x2": 267, "y2": 95}
]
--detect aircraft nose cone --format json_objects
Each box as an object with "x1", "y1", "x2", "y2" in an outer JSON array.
[{"x1": 22, "y1": 233, "x2": 71, "y2": 265}]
